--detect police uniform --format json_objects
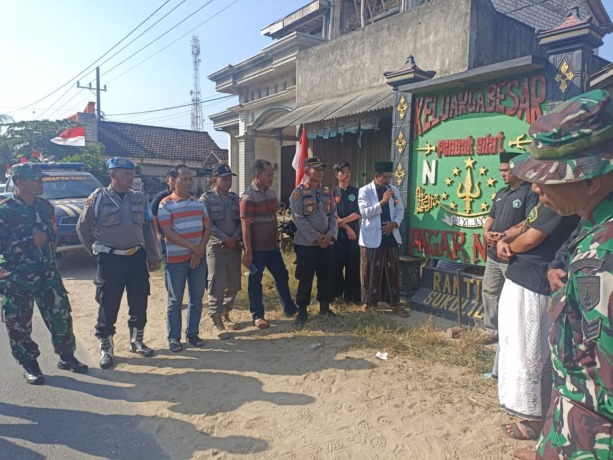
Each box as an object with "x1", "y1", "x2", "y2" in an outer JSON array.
[
  {"x1": 0, "y1": 163, "x2": 87, "y2": 384},
  {"x1": 76, "y1": 157, "x2": 160, "y2": 368},
  {"x1": 201, "y1": 164, "x2": 242, "y2": 337},
  {"x1": 289, "y1": 157, "x2": 338, "y2": 326},
  {"x1": 510, "y1": 89, "x2": 613, "y2": 459}
]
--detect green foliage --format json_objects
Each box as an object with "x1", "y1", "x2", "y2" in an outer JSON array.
[
  {"x1": 63, "y1": 143, "x2": 109, "y2": 184},
  {"x1": 0, "y1": 119, "x2": 80, "y2": 164}
]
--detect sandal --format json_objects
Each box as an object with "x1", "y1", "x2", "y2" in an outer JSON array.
[
  {"x1": 358, "y1": 304, "x2": 369, "y2": 313},
  {"x1": 391, "y1": 307, "x2": 410, "y2": 318},
  {"x1": 501, "y1": 421, "x2": 540, "y2": 441},
  {"x1": 168, "y1": 339, "x2": 182, "y2": 353},
  {"x1": 254, "y1": 318, "x2": 270, "y2": 329}
]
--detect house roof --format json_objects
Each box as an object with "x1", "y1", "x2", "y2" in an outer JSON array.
[
  {"x1": 259, "y1": 85, "x2": 393, "y2": 130},
  {"x1": 97, "y1": 121, "x2": 225, "y2": 165}
]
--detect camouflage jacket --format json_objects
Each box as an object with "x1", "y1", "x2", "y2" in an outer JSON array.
[
  {"x1": 550, "y1": 192, "x2": 613, "y2": 417},
  {"x1": 0, "y1": 195, "x2": 56, "y2": 276}
]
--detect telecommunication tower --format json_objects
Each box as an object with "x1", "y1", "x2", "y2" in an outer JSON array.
[{"x1": 190, "y1": 36, "x2": 204, "y2": 131}]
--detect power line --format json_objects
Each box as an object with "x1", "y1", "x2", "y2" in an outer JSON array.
[
  {"x1": 104, "y1": 94, "x2": 232, "y2": 116},
  {"x1": 102, "y1": 0, "x2": 217, "y2": 77},
  {"x1": 13, "y1": 0, "x2": 173, "y2": 112},
  {"x1": 105, "y1": 0, "x2": 241, "y2": 85},
  {"x1": 503, "y1": 0, "x2": 550, "y2": 15}
]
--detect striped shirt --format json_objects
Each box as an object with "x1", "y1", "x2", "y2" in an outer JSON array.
[
  {"x1": 158, "y1": 192, "x2": 209, "y2": 264},
  {"x1": 240, "y1": 182, "x2": 279, "y2": 251}
]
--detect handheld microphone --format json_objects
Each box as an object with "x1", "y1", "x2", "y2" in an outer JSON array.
[{"x1": 386, "y1": 185, "x2": 399, "y2": 205}]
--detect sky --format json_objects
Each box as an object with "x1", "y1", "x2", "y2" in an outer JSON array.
[{"x1": 1, "y1": 0, "x2": 613, "y2": 152}]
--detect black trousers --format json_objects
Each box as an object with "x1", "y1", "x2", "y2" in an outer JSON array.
[
  {"x1": 94, "y1": 249, "x2": 150, "y2": 338},
  {"x1": 333, "y1": 236, "x2": 361, "y2": 303},
  {"x1": 294, "y1": 244, "x2": 334, "y2": 310}
]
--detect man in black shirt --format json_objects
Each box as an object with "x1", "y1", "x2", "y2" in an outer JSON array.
[
  {"x1": 151, "y1": 170, "x2": 175, "y2": 257},
  {"x1": 481, "y1": 152, "x2": 538, "y2": 343},
  {"x1": 332, "y1": 161, "x2": 361, "y2": 304}
]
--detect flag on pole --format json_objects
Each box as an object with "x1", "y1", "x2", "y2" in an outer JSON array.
[
  {"x1": 292, "y1": 125, "x2": 308, "y2": 186},
  {"x1": 50, "y1": 126, "x2": 86, "y2": 147}
]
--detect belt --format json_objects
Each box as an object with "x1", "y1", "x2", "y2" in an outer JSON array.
[{"x1": 93, "y1": 242, "x2": 142, "y2": 256}]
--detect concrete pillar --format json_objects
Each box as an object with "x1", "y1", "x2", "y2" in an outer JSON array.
[{"x1": 236, "y1": 133, "x2": 256, "y2": 194}]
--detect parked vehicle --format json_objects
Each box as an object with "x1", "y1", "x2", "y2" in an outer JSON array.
[{"x1": 5, "y1": 163, "x2": 103, "y2": 254}]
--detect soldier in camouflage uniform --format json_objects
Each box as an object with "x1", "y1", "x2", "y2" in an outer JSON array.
[
  {"x1": 510, "y1": 89, "x2": 613, "y2": 459},
  {"x1": 0, "y1": 163, "x2": 88, "y2": 385}
]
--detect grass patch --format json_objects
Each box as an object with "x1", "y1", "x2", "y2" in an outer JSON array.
[{"x1": 232, "y1": 249, "x2": 495, "y2": 375}]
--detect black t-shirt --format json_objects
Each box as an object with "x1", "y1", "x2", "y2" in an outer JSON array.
[
  {"x1": 505, "y1": 203, "x2": 580, "y2": 296},
  {"x1": 376, "y1": 184, "x2": 398, "y2": 247},
  {"x1": 488, "y1": 181, "x2": 539, "y2": 262},
  {"x1": 333, "y1": 185, "x2": 360, "y2": 239},
  {"x1": 150, "y1": 189, "x2": 171, "y2": 217}
]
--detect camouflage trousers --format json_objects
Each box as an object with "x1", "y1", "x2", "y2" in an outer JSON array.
[
  {"x1": 537, "y1": 388, "x2": 612, "y2": 459},
  {"x1": 0, "y1": 269, "x2": 76, "y2": 365}
]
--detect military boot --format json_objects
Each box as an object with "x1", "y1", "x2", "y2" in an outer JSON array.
[
  {"x1": 129, "y1": 328, "x2": 154, "y2": 357},
  {"x1": 211, "y1": 313, "x2": 231, "y2": 340},
  {"x1": 23, "y1": 360, "x2": 45, "y2": 385},
  {"x1": 99, "y1": 336, "x2": 114, "y2": 369},
  {"x1": 57, "y1": 354, "x2": 89, "y2": 374}
]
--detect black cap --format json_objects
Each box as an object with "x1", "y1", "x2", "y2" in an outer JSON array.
[
  {"x1": 374, "y1": 161, "x2": 394, "y2": 173},
  {"x1": 499, "y1": 152, "x2": 520, "y2": 164},
  {"x1": 212, "y1": 163, "x2": 236, "y2": 177},
  {"x1": 304, "y1": 156, "x2": 326, "y2": 168}
]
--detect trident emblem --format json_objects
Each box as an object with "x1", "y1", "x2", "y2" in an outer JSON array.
[
  {"x1": 416, "y1": 141, "x2": 436, "y2": 156},
  {"x1": 508, "y1": 133, "x2": 532, "y2": 151},
  {"x1": 457, "y1": 158, "x2": 481, "y2": 214}
]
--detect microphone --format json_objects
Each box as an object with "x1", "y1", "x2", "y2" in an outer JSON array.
[{"x1": 386, "y1": 185, "x2": 399, "y2": 205}]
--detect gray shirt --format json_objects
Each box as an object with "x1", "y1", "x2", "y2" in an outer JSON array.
[
  {"x1": 76, "y1": 186, "x2": 160, "y2": 260},
  {"x1": 200, "y1": 189, "x2": 241, "y2": 249},
  {"x1": 289, "y1": 182, "x2": 338, "y2": 246}
]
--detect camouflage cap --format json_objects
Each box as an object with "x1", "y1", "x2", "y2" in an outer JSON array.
[
  {"x1": 511, "y1": 89, "x2": 613, "y2": 184},
  {"x1": 10, "y1": 163, "x2": 47, "y2": 180}
]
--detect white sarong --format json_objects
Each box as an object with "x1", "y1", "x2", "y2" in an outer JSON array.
[{"x1": 497, "y1": 278, "x2": 551, "y2": 420}]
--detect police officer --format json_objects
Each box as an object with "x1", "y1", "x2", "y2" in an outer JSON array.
[
  {"x1": 0, "y1": 163, "x2": 88, "y2": 384},
  {"x1": 201, "y1": 164, "x2": 242, "y2": 338},
  {"x1": 289, "y1": 156, "x2": 338, "y2": 328},
  {"x1": 76, "y1": 157, "x2": 161, "y2": 369}
]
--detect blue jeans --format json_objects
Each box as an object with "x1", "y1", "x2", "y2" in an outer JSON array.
[
  {"x1": 165, "y1": 258, "x2": 207, "y2": 340},
  {"x1": 248, "y1": 250, "x2": 297, "y2": 321}
]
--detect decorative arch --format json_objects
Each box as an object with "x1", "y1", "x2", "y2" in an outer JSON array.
[{"x1": 251, "y1": 106, "x2": 293, "y2": 130}]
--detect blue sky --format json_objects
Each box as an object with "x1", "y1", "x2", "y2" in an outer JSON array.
[{"x1": 1, "y1": 0, "x2": 613, "y2": 151}]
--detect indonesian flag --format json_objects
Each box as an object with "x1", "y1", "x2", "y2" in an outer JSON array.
[
  {"x1": 292, "y1": 125, "x2": 308, "y2": 186},
  {"x1": 51, "y1": 126, "x2": 85, "y2": 147}
]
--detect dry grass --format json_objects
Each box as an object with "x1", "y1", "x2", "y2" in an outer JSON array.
[{"x1": 232, "y1": 250, "x2": 495, "y2": 375}]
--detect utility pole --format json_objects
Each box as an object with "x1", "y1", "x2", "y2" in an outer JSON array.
[
  {"x1": 77, "y1": 66, "x2": 107, "y2": 120},
  {"x1": 190, "y1": 36, "x2": 204, "y2": 131}
]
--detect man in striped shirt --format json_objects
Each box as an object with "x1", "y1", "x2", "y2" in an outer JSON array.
[{"x1": 158, "y1": 165, "x2": 211, "y2": 352}]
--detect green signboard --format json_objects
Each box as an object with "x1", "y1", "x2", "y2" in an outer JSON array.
[{"x1": 408, "y1": 72, "x2": 548, "y2": 265}]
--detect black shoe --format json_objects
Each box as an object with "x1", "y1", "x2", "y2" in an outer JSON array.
[
  {"x1": 320, "y1": 309, "x2": 337, "y2": 318},
  {"x1": 294, "y1": 311, "x2": 308, "y2": 330},
  {"x1": 283, "y1": 305, "x2": 298, "y2": 318},
  {"x1": 187, "y1": 335, "x2": 205, "y2": 347},
  {"x1": 57, "y1": 354, "x2": 89, "y2": 374},
  {"x1": 23, "y1": 361, "x2": 45, "y2": 385}
]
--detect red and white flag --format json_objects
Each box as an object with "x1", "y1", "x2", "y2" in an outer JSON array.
[
  {"x1": 292, "y1": 125, "x2": 308, "y2": 186},
  {"x1": 51, "y1": 126, "x2": 85, "y2": 147}
]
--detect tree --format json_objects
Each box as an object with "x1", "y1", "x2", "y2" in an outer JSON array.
[
  {"x1": 63, "y1": 143, "x2": 109, "y2": 184},
  {"x1": 0, "y1": 119, "x2": 80, "y2": 164}
]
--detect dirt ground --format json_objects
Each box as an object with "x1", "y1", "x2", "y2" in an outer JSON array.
[{"x1": 59, "y1": 254, "x2": 532, "y2": 459}]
